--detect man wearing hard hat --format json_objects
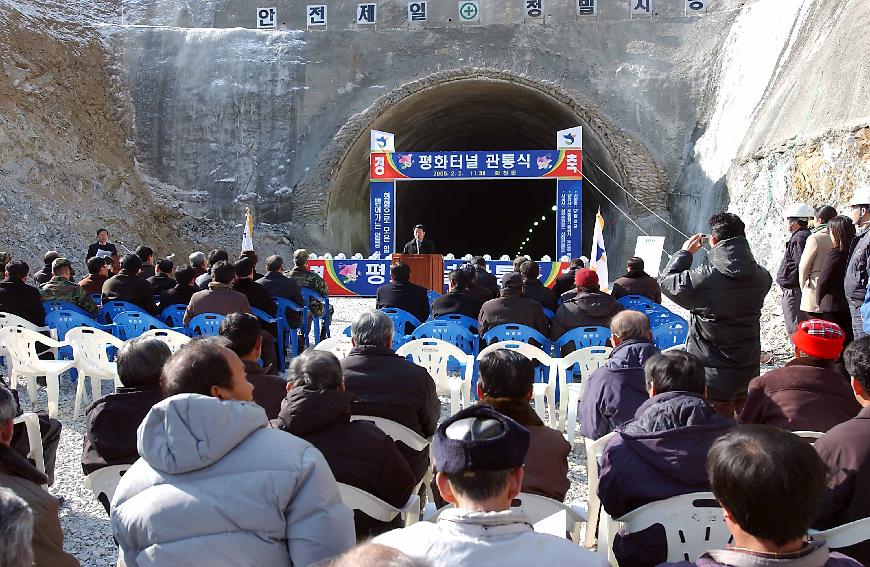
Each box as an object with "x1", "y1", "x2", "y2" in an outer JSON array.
[
  {"x1": 777, "y1": 203, "x2": 813, "y2": 337},
  {"x1": 844, "y1": 187, "x2": 870, "y2": 338}
]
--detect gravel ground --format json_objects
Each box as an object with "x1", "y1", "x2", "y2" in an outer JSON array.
[{"x1": 12, "y1": 295, "x2": 781, "y2": 566}]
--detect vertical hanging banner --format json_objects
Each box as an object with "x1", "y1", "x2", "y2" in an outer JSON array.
[
  {"x1": 556, "y1": 126, "x2": 583, "y2": 260},
  {"x1": 369, "y1": 181, "x2": 395, "y2": 257}
]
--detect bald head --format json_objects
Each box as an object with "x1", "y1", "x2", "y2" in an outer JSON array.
[
  {"x1": 610, "y1": 310, "x2": 651, "y2": 342},
  {"x1": 325, "y1": 544, "x2": 429, "y2": 567}
]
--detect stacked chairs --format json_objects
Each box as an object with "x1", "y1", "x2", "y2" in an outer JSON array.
[
  {"x1": 0, "y1": 327, "x2": 73, "y2": 419},
  {"x1": 99, "y1": 301, "x2": 145, "y2": 325},
  {"x1": 187, "y1": 313, "x2": 225, "y2": 337},
  {"x1": 66, "y1": 327, "x2": 124, "y2": 418},
  {"x1": 435, "y1": 313, "x2": 478, "y2": 335},
  {"x1": 160, "y1": 304, "x2": 187, "y2": 328},
  {"x1": 379, "y1": 307, "x2": 421, "y2": 351},
  {"x1": 396, "y1": 338, "x2": 474, "y2": 415},
  {"x1": 139, "y1": 328, "x2": 191, "y2": 353},
  {"x1": 112, "y1": 311, "x2": 172, "y2": 340},
  {"x1": 301, "y1": 288, "x2": 330, "y2": 346}
]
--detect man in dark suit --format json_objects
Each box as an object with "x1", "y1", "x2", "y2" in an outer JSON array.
[
  {"x1": 0, "y1": 261, "x2": 45, "y2": 326},
  {"x1": 101, "y1": 254, "x2": 158, "y2": 315},
  {"x1": 376, "y1": 262, "x2": 430, "y2": 326},
  {"x1": 552, "y1": 258, "x2": 584, "y2": 297},
  {"x1": 433, "y1": 268, "x2": 485, "y2": 320},
  {"x1": 478, "y1": 272, "x2": 550, "y2": 339},
  {"x1": 257, "y1": 255, "x2": 304, "y2": 329},
  {"x1": 147, "y1": 258, "x2": 176, "y2": 295},
  {"x1": 158, "y1": 266, "x2": 197, "y2": 310},
  {"x1": 472, "y1": 256, "x2": 499, "y2": 300},
  {"x1": 520, "y1": 260, "x2": 556, "y2": 312},
  {"x1": 402, "y1": 224, "x2": 435, "y2": 255}
]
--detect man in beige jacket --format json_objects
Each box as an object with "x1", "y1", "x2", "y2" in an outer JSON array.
[{"x1": 799, "y1": 205, "x2": 837, "y2": 317}]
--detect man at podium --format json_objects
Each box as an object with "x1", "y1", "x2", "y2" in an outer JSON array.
[{"x1": 402, "y1": 224, "x2": 435, "y2": 255}]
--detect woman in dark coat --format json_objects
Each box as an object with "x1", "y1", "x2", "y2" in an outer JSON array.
[{"x1": 816, "y1": 215, "x2": 856, "y2": 346}]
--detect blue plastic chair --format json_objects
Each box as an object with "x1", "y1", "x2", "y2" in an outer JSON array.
[
  {"x1": 482, "y1": 324, "x2": 551, "y2": 352},
  {"x1": 45, "y1": 310, "x2": 116, "y2": 381},
  {"x1": 653, "y1": 320, "x2": 689, "y2": 350},
  {"x1": 435, "y1": 313, "x2": 479, "y2": 335},
  {"x1": 161, "y1": 304, "x2": 188, "y2": 328},
  {"x1": 187, "y1": 313, "x2": 225, "y2": 337},
  {"x1": 379, "y1": 307, "x2": 421, "y2": 350},
  {"x1": 426, "y1": 290, "x2": 441, "y2": 319},
  {"x1": 412, "y1": 320, "x2": 479, "y2": 356},
  {"x1": 301, "y1": 288, "x2": 330, "y2": 346},
  {"x1": 617, "y1": 294, "x2": 658, "y2": 308},
  {"x1": 112, "y1": 311, "x2": 171, "y2": 340},
  {"x1": 647, "y1": 311, "x2": 687, "y2": 330},
  {"x1": 542, "y1": 307, "x2": 555, "y2": 320},
  {"x1": 343, "y1": 325, "x2": 352, "y2": 337},
  {"x1": 554, "y1": 326, "x2": 612, "y2": 356},
  {"x1": 274, "y1": 297, "x2": 308, "y2": 352},
  {"x1": 43, "y1": 300, "x2": 93, "y2": 318},
  {"x1": 89, "y1": 293, "x2": 102, "y2": 307},
  {"x1": 100, "y1": 300, "x2": 145, "y2": 324},
  {"x1": 250, "y1": 307, "x2": 287, "y2": 372}
]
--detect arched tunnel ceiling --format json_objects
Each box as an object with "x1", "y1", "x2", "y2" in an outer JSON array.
[{"x1": 323, "y1": 75, "x2": 638, "y2": 259}]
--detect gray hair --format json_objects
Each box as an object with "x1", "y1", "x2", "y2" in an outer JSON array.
[
  {"x1": 610, "y1": 310, "x2": 651, "y2": 341},
  {"x1": 0, "y1": 386, "x2": 16, "y2": 423},
  {"x1": 352, "y1": 310, "x2": 393, "y2": 348},
  {"x1": 189, "y1": 251, "x2": 206, "y2": 268},
  {"x1": 0, "y1": 488, "x2": 33, "y2": 567},
  {"x1": 288, "y1": 350, "x2": 343, "y2": 390},
  {"x1": 322, "y1": 543, "x2": 430, "y2": 567},
  {"x1": 117, "y1": 337, "x2": 172, "y2": 388}
]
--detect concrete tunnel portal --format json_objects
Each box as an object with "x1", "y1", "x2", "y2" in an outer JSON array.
[{"x1": 324, "y1": 73, "x2": 634, "y2": 260}]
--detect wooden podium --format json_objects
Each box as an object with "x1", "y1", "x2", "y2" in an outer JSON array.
[{"x1": 392, "y1": 254, "x2": 444, "y2": 293}]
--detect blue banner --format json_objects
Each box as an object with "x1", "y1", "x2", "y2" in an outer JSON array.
[
  {"x1": 369, "y1": 181, "x2": 395, "y2": 256},
  {"x1": 557, "y1": 179, "x2": 582, "y2": 259},
  {"x1": 371, "y1": 149, "x2": 582, "y2": 181}
]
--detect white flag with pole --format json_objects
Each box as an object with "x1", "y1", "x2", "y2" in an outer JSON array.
[
  {"x1": 242, "y1": 207, "x2": 254, "y2": 252},
  {"x1": 591, "y1": 208, "x2": 609, "y2": 291}
]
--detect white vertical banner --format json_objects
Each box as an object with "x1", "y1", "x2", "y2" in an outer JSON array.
[
  {"x1": 242, "y1": 208, "x2": 254, "y2": 252},
  {"x1": 557, "y1": 126, "x2": 583, "y2": 149},
  {"x1": 685, "y1": 0, "x2": 707, "y2": 14},
  {"x1": 629, "y1": 0, "x2": 653, "y2": 16},
  {"x1": 591, "y1": 208, "x2": 609, "y2": 290},
  {"x1": 306, "y1": 5, "x2": 327, "y2": 27},
  {"x1": 371, "y1": 130, "x2": 395, "y2": 152},
  {"x1": 633, "y1": 236, "x2": 665, "y2": 276}
]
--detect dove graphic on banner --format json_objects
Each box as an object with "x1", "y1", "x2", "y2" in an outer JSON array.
[
  {"x1": 242, "y1": 207, "x2": 254, "y2": 252},
  {"x1": 591, "y1": 208, "x2": 609, "y2": 291},
  {"x1": 370, "y1": 129, "x2": 395, "y2": 152},
  {"x1": 557, "y1": 126, "x2": 583, "y2": 149}
]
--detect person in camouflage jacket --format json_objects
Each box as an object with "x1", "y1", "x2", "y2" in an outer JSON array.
[
  {"x1": 286, "y1": 249, "x2": 333, "y2": 323},
  {"x1": 39, "y1": 258, "x2": 99, "y2": 314}
]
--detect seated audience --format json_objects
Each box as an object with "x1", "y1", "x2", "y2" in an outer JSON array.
[
  {"x1": 598, "y1": 350, "x2": 734, "y2": 567},
  {"x1": 188, "y1": 251, "x2": 207, "y2": 278},
  {"x1": 182, "y1": 261, "x2": 251, "y2": 326},
  {"x1": 551, "y1": 268, "x2": 624, "y2": 340},
  {"x1": 158, "y1": 266, "x2": 197, "y2": 310},
  {"x1": 373, "y1": 405, "x2": 607, "y2": 567},
  {"x1": 38, "y1": 257, "x2": 98, "y2": 314},
  {"x1": 288, "y1": 249, "x2": 334, "y2": 338},
  {"x1": 376, "y1": 262, "x2": 430, "y2": 326},
  {"x1": 553, "y1": 257, "x2": 584, "y2": 297},
  {"x1": 257, "y1": 255, "x2": 304, "y2": 329},
  {"x1": 520, "y1": 260, "x2": 557, "y2": 312},
  {"x1": 232, "y1": 257, "x2": 277, "y2": 316},
  {"x1": 147, "y1": 258, "x2": 176, "y2": 294},
  {"x1": 0, "y1": 261, "x2": 45, "y2": 326},
  {"x1": 0, "y1": 386, "x2": 79, "y2": 567},
  {"x1": 739, "y1": 320, "x2": 859, "y2": 432},
  {"x1": 0, "y1": 488, "x2": 35, "y2": 567},
  {"x1": 220, "y1": 313, "x2": 286, "y2": 419},
  {"x1": 663, "y1": 425, "x2": 862, "y2": 567},
  {"x1": 111, "y1": 339, "x2": 355, "y2": 566},
  {"x1": 342, "y1": 310, "x2": 439, "y2": 482},
  {"x1": 580, "y1": 311, "x2": 659, "y2": 439},
  {"x1": 471, "y1": 256, "x2": 499, "y2": 300},
  {"x1": 81, "y1": 338, "x2": 169, "y2": 508},
  {"x1": 458, "y1": 262, "x2": 491, "y2": 303},
  {"x1": 33, "y1": 251, "x2": 59, "y2": 286},
  {"x1": 274, "y1": 350, "x2": 415, "y2": 539},
  {"x1": 475, "y1": 349, "x2": 570, "y2": 501},
  {"x1": 513, "y1": 255, "x2": 529, "y2": 273},
  {"x1": 135, "y1": 246, "x2": 155, "y2": 279},
  {"x1": 102, "y1": 254, "x2": 157, "y2": 315},
  {"x1": 78, "y1": 257, "x2": 110, "y2": 296},
  {"x1": 432, "y1": 268, "x2": 485, "y2": 320},
  {"x1": 478, "y1": 272, "x2": 550, "y2": 338},
  {"x1": 195, "y1": 248, "x2": 229, "y2": 290},
  {"x1": 610, "y1": 256, "x2": 662, "y2": 303},
  {"x1": 813, "y1": 336, "x2": 870, "y2": 564},
  {"x1": 239, "y1": 250, "x2": 264, "y2": 280},
  {"x1": 325, "y1": 543, "x2": 428, "y2": 567}
]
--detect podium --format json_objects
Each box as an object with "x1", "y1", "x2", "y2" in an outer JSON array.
[{"x1": 392, "y1": 254, "x2": 444, "y2": 294}]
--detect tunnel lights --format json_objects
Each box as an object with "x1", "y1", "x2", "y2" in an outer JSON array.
[
  {"x1": 551, "y1": 205, "x2": 557, "y2": 211},
  {"x1": 541, "y1": 216, "x2": 546, "y2": 221},
  {"x1": 528, "y1": 229, "x2": 533, "y2": 233},
  {"x1": 533, "y1": 222, "x2": 539, "y2": 226}
]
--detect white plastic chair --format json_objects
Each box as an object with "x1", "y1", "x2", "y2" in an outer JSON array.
[
  {"x1": 598, "y1": 492, "x2": 729, "y2": 564},
  {"x1": 0, "y1": 312, "x2": 56, "y2": 339},
  {"x1": 555, "y1": 346, "x2": 612, "y2": 430},
  {"x1": 0, "y1": 327, "x2": 72, "y2": 419},
  {"x1": 584, "y1": 430, "x2": 619, "y2": 548},
  {"x1": 313, "y1": 336, "x2": 354, "y2": 360},
  {"x1": 794, "y1": 430, "x2": 825, "y2": 443},
  {"x1": 478, "y1": 341, "x2": 560, "y2": 427},
  {"x1": 809, "y1": 517, "x2": 870, "y2": 550},
  {"x1": 397, "y1": 339, "x2": 474, "y2": 415},
  {"x1": 84, "y1": 464, "x2": 131, "y2": 510},
  {"x1": 337, "y1": 483, "x2": 421, "y2": 526},
  {"x1": 66, "y1": 327, "x2": 125, "y2": 418},
  {"x1": 350, "y1": 415, "x2": 434, "y2": 503},
  {"x1": 138, "y1": 328, "x2": 191, "y2": 353},
  {"x1": 12, "y1": 412, "x2": 45, "y2": 475}
]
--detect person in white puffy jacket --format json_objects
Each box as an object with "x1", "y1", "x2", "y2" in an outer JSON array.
[{"x1": 110, "y1": 338, "x2": 355, "y2": 567}]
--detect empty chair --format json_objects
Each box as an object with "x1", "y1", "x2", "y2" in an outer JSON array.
[
  {"x1": 187, "y1": 313, "x2": 225, "y2": 337},
  {"x1": 160, "y1": 304, "x2": 187, "y2": 328},
  {"x1": 554, "y1": 326, "x2": 611, "y2": 356},
  {"x1": 100, "y1": 300, "x2": 144, "y2": 324},
  {"x1": 584, "y1": 431, "x2": 618, "y2": 548},
  {"x1": 112, "y1": 311, "x2": 170, "y2": 340},
  {"x1": 84, "y1": 464, "x2": 131, "y2": 512},
  {"x1": 45, "y1": 309, "x2": 114, "y2": 340},
  {"x1": 13, "y1": 412, "x2": 45, "y2": 474},
  {"x1": 138, "y1": 328, "x2": 191, "y2": 353},
  {"x1": 337, "y1": 483, "x2": 420, "y2": 527},
  {"x1": 397, "y1": 338, "x2": 474, "y2": 415},
  {"x1": 652, "y1": 320, "x2": 689, "y2": 350},
  {"x1": 554, "y1": 346, "x2": 613, "y2": 431},
  {"x1": 313, "y1": 336, "x2": 354, "y2": 360},
  {"x1": 67, "y1": 326, "x2": 125, "y2": 418},
  {"x1": 482, "y1": 323, "x2": 551, "y2": 352},
  {"x1": 435, "y1": 313, "x2": 479, "y2": 335},
  {"x1": 413, "y1": 319, "x2": 479, "y2": 356},
  {"x1": 0, "y1": 326, "x2": 73, "y2": 419},
  {"x1": 43, "y1": 299, "x2": 93, "y2": 318}
]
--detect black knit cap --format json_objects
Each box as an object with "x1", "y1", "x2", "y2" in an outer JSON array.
[{"x1": 433, "y1": 405, "x2": 530, "y2": 474}]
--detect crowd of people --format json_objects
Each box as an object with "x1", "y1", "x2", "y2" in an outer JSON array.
[{"x1": 0, "y1": 201, "x2": 867, "y2": 567}]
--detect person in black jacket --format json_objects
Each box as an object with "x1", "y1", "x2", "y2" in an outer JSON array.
[
  {"x1": 231, "y1": 258, "x2": 277, "y2": 317},
  {"x1": 0, "y1": 261, "x2": 45, "y2": 326},
  {"x1": 817, "y1": 216, "x2": 856, "y2": 346},
  {"x1": 135, "y1": 246, "x2": 156, "y2": 280},
  {"x1": 375, "y1": 262, "x2": 430, "y2": 327},
  {"x1": 86, "y1": 228, "x2": 118, "y2": 267},
  {"x1": 341, "y1": 310, "x2": 440, "y2": 482},
  {"x1": 257, "y1": 255, "x2": 304, "y2": 329},
  {"x1": 101, "y1": 254, "x2": 158, "y2": 315},
  {"x1": 552, "y1": 258, "x2": 584, "y2": 297},
  {"x1": 610, "y1": 257, "x2": 662, "y2": 303},
  {"x1": 33, "y1": 251, "x2": 59, "y2": 286},
  {"x1": 146, "y1": 258, "x2": 176, "y2": 294},
  {"x1": 82, "y1": 337, "x2": 170, "y2": 510},
  {"x1": 472, "y1": 256, "x2": 499, "y2": 300},
  {"x1": 776, "y1": 203, "x2": 813, "y2": 336},
  {"x1": 274, "y1": 349, "x2": 415, "y2": 539},
  {"x1": 659, "y1": 213, "x2": 772, "y2": 416},
  {"x1": 844, "y1": 188, "x2": 870, "y2": 339},
  {"x1": 432, "y1": 268, "x2": 484, "y2": 320},
  {"x1": 158, "y1": 266, "x2": 197, "y2": 310},
  {"x1": 401, "y1": 224, "x2": 435, "y2": 255},
  {"x1": 520, "y1": 260, "x2": 556, "y2": 312}
]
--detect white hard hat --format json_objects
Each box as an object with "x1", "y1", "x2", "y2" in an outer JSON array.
[
  {"x1": 783, "y1": 203, "x2": 813, "y2": 219},
  {"x1": 849, "y1": 187, "x2": 870, "y2": 206}
]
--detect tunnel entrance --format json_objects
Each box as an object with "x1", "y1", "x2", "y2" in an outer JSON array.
[{"x1": 324, "y1": 72, "x2": 633, "y2": 261}]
